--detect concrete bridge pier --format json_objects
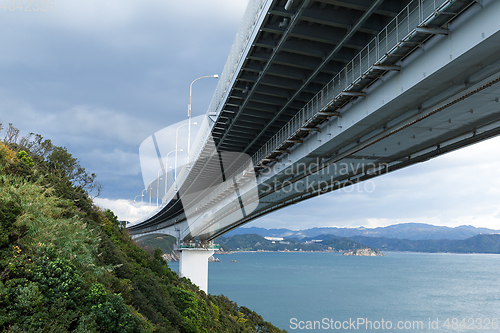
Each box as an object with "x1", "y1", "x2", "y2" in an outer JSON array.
[{"x1": 178, "y1": 243, "x2": 218, "y2": 293}]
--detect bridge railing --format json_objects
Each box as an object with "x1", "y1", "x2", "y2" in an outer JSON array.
[
  {"x1": 205, "y1": 0, "x2": 270, "y2": 123},
  {"x1": 187, "y1": 0, "x2": 270, "y2": 172},
  {"x1": 182, "y1": 157, "x2": 256, "y2": 219},
  {"x1": 252, "y1": 0, "x2": 451, "y2": 166}
]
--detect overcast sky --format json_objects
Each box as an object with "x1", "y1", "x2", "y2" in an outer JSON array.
[{"x1": 1, "y1": 0, "x2": 500, "y2": 231}]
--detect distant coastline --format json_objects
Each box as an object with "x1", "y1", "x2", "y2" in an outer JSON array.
[
  {"x1": 216, "y1": 223, "x2": 500, "y2": 255},
  {"x1": 146, "y1": 223, "x2": 500, "y2": 263},
  {"x1": 215, "y1": 248, "x2": 500, "y2": 255},
  {"x1": 217, "y1": 248, "x2": 384, "y2": 257},
  {"x1": 224, "y1": 223, "x2": 500, "y2": 241}
]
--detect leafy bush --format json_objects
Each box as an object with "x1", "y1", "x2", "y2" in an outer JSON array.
[
  {"x1": 0, "y1": 126, "x2": 286, "y2": 333},
  {"x1": 16, "y1": 151, "x2": 34, "y2": 168}
]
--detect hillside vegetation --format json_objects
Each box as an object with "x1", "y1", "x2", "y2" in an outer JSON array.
[
  {"x1": 138, "y1": 236, "x2": 177, "y2": 257},
  {"x1": 0, "y1": 124, "x2": 285, "y2": 332}
]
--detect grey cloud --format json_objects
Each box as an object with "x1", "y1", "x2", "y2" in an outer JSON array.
[
  {"x1": 247, "y1": 137, "x2": 500, "y2": 230},
  {"x1": 2, "y1": 0, "x2": 500, "y2": 229},
  {"x1": 0, "y1": 1, "x2": 247, "y2": 203}
]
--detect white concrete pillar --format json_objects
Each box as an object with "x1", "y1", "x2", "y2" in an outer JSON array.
[{"x1": 179, "y1": 248, "x2": 214, "y2": 293}]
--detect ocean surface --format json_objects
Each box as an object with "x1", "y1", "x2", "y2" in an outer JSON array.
[{"x1": 169, "y1": 252, "x2": 500, "y2": 332}]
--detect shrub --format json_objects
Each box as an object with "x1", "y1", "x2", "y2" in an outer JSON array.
[{"x1": 0, "y1": 127, "x2": 287, "y2": 333}]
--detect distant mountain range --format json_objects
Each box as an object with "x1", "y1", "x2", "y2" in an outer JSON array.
[
  {"x1": 215, "y1": 234, "x2": 378, "y2": 253},
  {"x1": 350, "y1": 234, "x2": 500, "y2": 253},
  {"x1": 225, "y1": 223, "x2": 500, "y2": 241},
  {"x1": 216, "y1": 233, "x2": 500, "y2": 254},
  {"x1": 136, "y1": 223, "x2": 500, "y2": 255}
]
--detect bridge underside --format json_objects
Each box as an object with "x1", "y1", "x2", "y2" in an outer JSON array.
[
  {"x1": 129, "y1": 0, "x2": 500, "y2": 243},
  {"x1": 210, "y1": 0, "x2": 470, "y2": 156}
]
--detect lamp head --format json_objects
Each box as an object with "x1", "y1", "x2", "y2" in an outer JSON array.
[
  {"x1": 213, "y1": 74, "x2": 219, "y2": 79},
  {"x1": 179, "y1": 149, "x2": 184, "y2": 152},
  {"x1": 193, "y1": 122, "x2": 198, "y2": 125}
]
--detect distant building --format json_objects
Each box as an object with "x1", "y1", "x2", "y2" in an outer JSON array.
[
  {"x1": 264, "y1": 236, "x2": 284, "y2": 241},
  {"x1": 305, "y1": 240, "x2": 323, "y2": 244}
]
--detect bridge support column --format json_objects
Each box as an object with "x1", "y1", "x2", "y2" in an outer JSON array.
[{"x1": 179, "y1": 245, "x2": 216, "y2": 293}]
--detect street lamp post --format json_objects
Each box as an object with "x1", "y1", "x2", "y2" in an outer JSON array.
[
  {"x1": 148, "y1": 184, "x2": 153, "y2": 207},
  {"x1": 132, "y1": 194, "x2": 142, "y2": 222},
  {"x1": 140, "y1": 189, "x2": 147, "y2": 219},
  {"x1": 164, "y1": 149, "x2": 182, "y2": 196},
  {"x1": 156, "y1": 169, "x2": 162, "y2": 207},
  {"x1": 143, "y1": 185, "x2": 153, "y2": 207},
  {"x1": 188, "y1": 75, "x2": 218, "y2": 162},
  {"x1": 175, "y1": 122, "x2": 196, "y2": 181}
]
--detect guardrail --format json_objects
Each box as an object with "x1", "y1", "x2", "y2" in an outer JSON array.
[
  {"x1": 206, "y1": 0, "x2": 270, "y2": 122},
  {"x1": 187, "y1": 0, "x2": 270, "y2": 174}
]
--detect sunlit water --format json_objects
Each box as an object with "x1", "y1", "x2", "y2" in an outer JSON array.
[{"x1": 169, "y1": 252, "x2": 500, "y2": 332}]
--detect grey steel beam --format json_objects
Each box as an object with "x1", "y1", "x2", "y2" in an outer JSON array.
[
  {"x1": 280, "y1": 39, "x2": 331, "y2": 58},
  {"x1": 222, "y1": 105, "x2": 239, "y2": 113},
  {"x1": 242, "y1": 0, "x2": 386, "y2": 155},
  {"x1": 237, "y1": 72, "x2": 259, "y2": 83},
  {"x1": 226, "y1": 125, "x2": 259, "y2": 135},
  {"x1": 251, "y1": 93, "x2": 302, "y2": 109},
  {"x1": 216, "y1": 0, "x2": 312, "y2": 151},
  {"x1": 228, "y1": 90, "x2": 245, "y2": 98},
  {"x1": 236, "y1": 107, "x2": 276, "y2": 119},
  {"x1": 250, "y1": 92, "x2": 288, "y2": 105},
  {"x1": 257, "y1": 75, "x2": 305, "y2": 90},
  {"x1": 253, "y1": 85, "x2": 313, "y2": 104},
  {"x1": 225, "y1": 101, "x2": 240, "y2": 108},
  {"x1": 224, "y1": 131, "x2": 260, "y2": 140},
  {"x1": 262, "y1": 21, "x2": 354, "y2": 45},
  {"x1": 272, "y1": 52, "x2": 323, "y2": 70},
  {"x1": 246, "y1": 49, "x2": 273, "y2": 62},
  {"x1": 286, "y1": 139, "x2": 303, "y2": 143},
  {"x1": 253, "y1": 85, "x2": 294, "y2": 98},
  {"x1": 218, "y1": 141, "x2": 251, "y2": 150},
  {"x1": 222, "y1": 136, "x2": 251, "y2": 144},
  {"x1": 242, "y1": 62, "x2": 264, "y2": 73},
  {"x1": 301, "y1": 81, "x2": 328, "y2": 94},
  {"x1": 314, "y1": 72, "x2": 337, "y2": 85},
  {"x1": 415, "y1": 27, "x2": 449, "y2": 35},
  {"x1": 244, "y1": 101, "x2": 280, "y2": 113},
  {"x1": 253, "y1": 38, "x2": 277, "y2": 49},
  {"x1": 301, "y1": 6, "x2": 382, "y2": 35},
  {"x1": 327, "y1": 47, "x2": 362, "y2": 63},
  {"x1": 258, "y1": 63, "x2": 312, "y2": 81},
  {"x1": 314, "y1": 0, "x2": 401, "y2": 17},
  {"x1": 218, "y1": 110, "x2": 236, "y2": 118}
]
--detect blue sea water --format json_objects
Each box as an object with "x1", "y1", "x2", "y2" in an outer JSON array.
[{"x1": 169, "y1": 252, "x2": 500, "y2": 332}]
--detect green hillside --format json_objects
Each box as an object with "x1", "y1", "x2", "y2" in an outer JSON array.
[
  {"x1": 138, "y1": 236, "x2": 177, "y2": 257},
  {"x1": 0, "y1": 125, "x2": 285, "y2": 332}
]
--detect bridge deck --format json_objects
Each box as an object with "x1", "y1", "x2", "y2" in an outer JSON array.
[{"x1": 129, "y1": 0, "x2": 499, "y2": 243}]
